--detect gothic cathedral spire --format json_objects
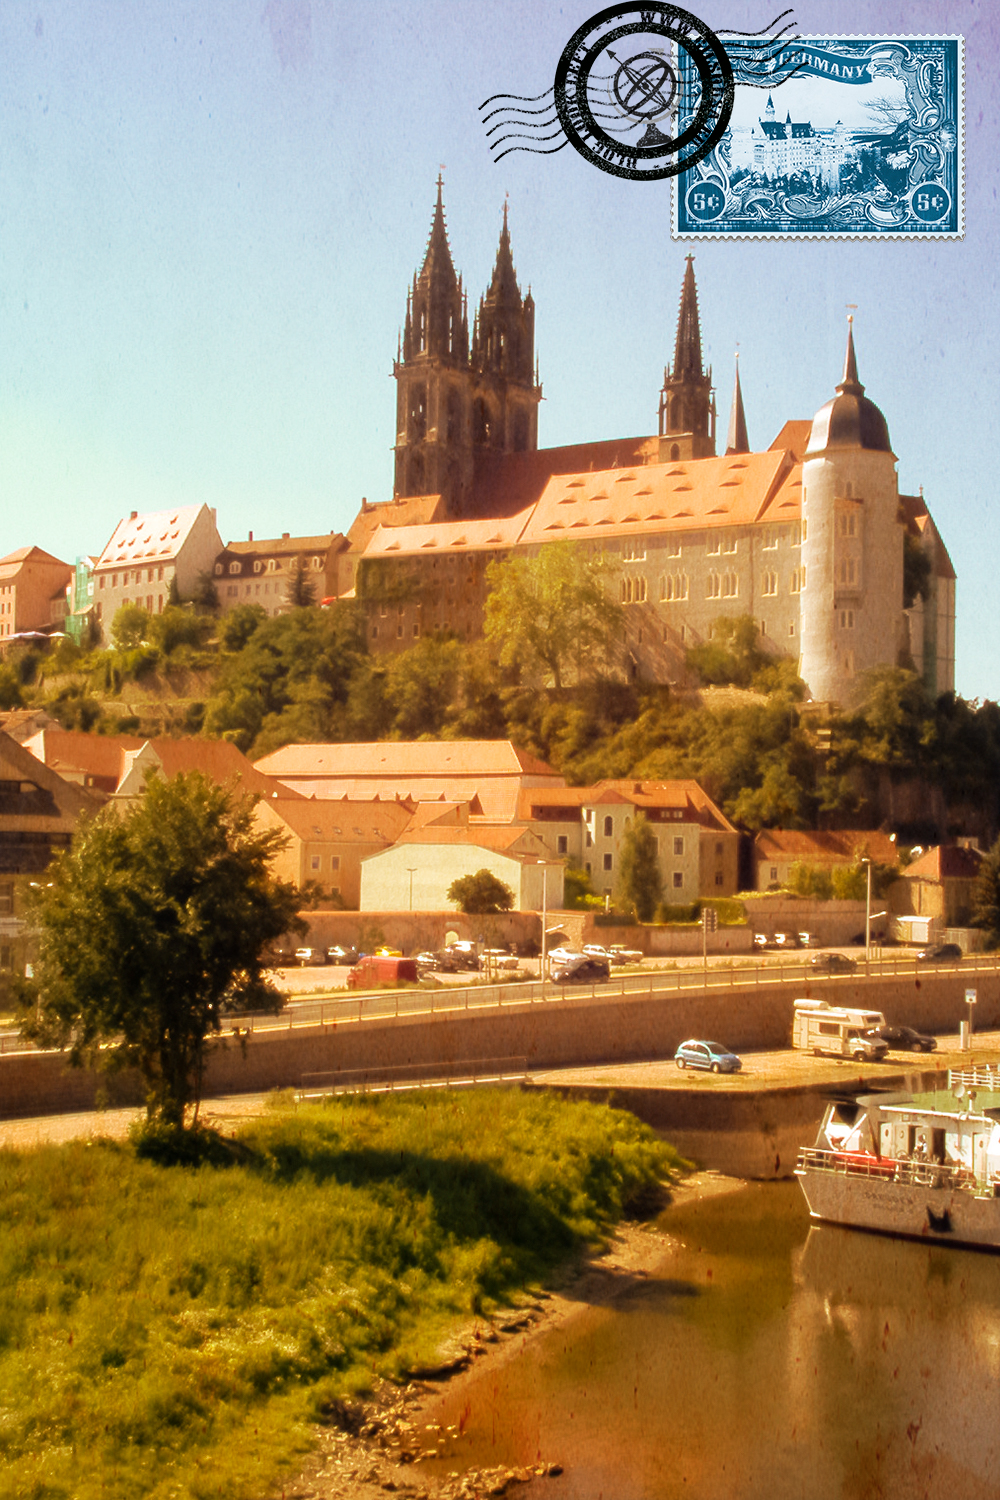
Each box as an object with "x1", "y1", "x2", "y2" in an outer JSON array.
[
  {"x1": 726, "y1": 353, "x2": 749, "y2": 454},
  {"x1": 469, "y1": 199, "x2": 541, "y2": 459},
  {"x1": 658, "y1": 256, "x2": 716, "y2": 461}
]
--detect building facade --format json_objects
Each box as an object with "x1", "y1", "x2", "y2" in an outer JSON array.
[
  {"x1": 91, "y1": 503, "x2": 223, "y2": 638},
  {"x1": 0, "y1": 547, "x2": 73, "y2": 643},
  {"x1": 345, "y1": 190, "x2": 955, "y2": 711},
  {"x1": 212, "y1": 531, "x2": 349, "y2": 618}
]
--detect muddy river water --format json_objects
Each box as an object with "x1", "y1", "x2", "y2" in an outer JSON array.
[{"x1": 419, "y1": 1181, "x2": 1000, "y2": 1500}]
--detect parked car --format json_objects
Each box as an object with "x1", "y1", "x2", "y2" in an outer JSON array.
[
  {"x1": 808, "y1": 953, "x2": 858, "y2": 975},
  {"x1": 868, "y1": 1024, "x2": 937, "y2": 1053},
  {"x1": 607, "y1": 945, "x2": 644, "y2": 965},
  {"x1": 326, "y1": 945, "x2": 359, "y2": 966},
  {"x1": 546, "y1": 945, "x2": 580, "y2": 967},
  {"x1": 798, "y1": 931, "x2": 823, "y2": 948},
  {"x1": 583, "y1": 943, "x2": 612, "y2": 959},
  {"x1": 752, "y1": 932, "x2": 771, "y2": 950},
  {"x1": 434, "y1": 948, "x2": 480, "y2": 973},
  {"x1": 294, "y1": 946, "x2": 329, "y2": 966},
  {"x1": 674, "y1": 1039, "x2": 742, "y2": 1074},
  {"x1": 552, "y1": 955, "x2": 611, "y2": 984},
  {"x1": 916, "y1": 942, "x2": 963, "y2": 963},
  {"x1": 772, "y1": 931, "x2": 800, "y2": 949}
]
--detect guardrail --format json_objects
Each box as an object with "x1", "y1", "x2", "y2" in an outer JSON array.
[
  {"x1": 297, "y1": 1055, "x2": 529, "y2": 1101},
  {"x1": 3, "y1": 950, "x2": 998, "y2": 1054}
]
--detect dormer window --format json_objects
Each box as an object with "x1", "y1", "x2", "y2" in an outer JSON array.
[
  {"x1": 229, "y1": 561, "x2": 241, "y2": 575},
  {"x1": 214, "y1": 564, "x2": 223, "y2": 576}
]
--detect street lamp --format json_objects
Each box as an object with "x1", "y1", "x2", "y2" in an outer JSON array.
[
  {"x1": 862, "y1": 858, "x2": 872, "y2": 967},
  {"x1": 406, "y1": 868, "x2": 417, "y2": 912}
]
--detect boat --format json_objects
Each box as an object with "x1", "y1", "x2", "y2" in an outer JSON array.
[{"x1": 795, "y1": 1067, "x2": 1000, "y2": 1250}]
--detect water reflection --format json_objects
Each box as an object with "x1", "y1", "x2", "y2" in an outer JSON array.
[{"x1": 420, "y1": 1182, "x2": 1000, "y2": 1499}]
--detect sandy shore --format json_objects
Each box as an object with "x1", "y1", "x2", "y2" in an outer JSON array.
[{"x1": 260, "y1": 1169, "x2": 743, "y2": 1500}]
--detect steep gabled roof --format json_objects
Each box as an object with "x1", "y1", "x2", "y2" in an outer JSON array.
[
  {"x1": 94, "y1": 505, "x2": 213, "y2": 569},
  {"x1": 258, "y1": 797, "x2": 412, "y2": 845},
  {"x1": 0, "y1": 730, "x2": 101, "y2": 825},
  {"x1": 903, "y1": 844, "x2": 983, "y2": 882},
  {"x1": 754, "y1": 828, "x2": 900, "y2": 865}
]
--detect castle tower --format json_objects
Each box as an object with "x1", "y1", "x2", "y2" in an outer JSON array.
[
  {"x1": 725, "y1": 353, "x2": 749, "y2": 454},
  {"x1": 799, "y1": 322, "x2": 906, "y2": 707},
  {"x1": 469, "y1": 201, "x2": 542, "y2": 463},
  {"x1": 658, "y1": 256, "x2": 716, "y2": 461},
  {"x1": 393, "y1": 177, "x2": 472, "y2": 510}
]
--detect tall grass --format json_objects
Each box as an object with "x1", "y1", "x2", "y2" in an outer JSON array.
[{"x1": 0, "y1": 1090, "x2": 680, "y2": 1500}]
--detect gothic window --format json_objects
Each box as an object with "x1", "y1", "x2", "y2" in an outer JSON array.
[
  {"x1": 409, "y1": 387, "x2": 427, "y2": 441},
  {"x1": 661, "y1": 571, "x2": 689, "y2": 602},
  {"x1": 722, "y1": 571, "x2": 738, "y2": 599},
  {"x1": 762, "y1": 570, "x2": 778, "y2": 597},
  {"x1": 447, "y1": 389, "x2": 462, "y2": 444},
  {"x1": 837, "y1": 513, "x2": 857, "y2": 538},
  {"x1": 707, "y1": 534, "x2": 721, "y2": 556},
  {"x1": 838, "y1": 557, "x2": 858, "y2": 586},
  {"x1": 706, "y1": 571, "x2": 722, "y2": 599},
  {"x1": 622, "y1": 539, "x2": 646, "y2": 562}
]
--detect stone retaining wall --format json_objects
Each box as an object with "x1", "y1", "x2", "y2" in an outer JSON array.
[{"x1": 3, "y1": 970, "x2": 996, "y2": 1122}]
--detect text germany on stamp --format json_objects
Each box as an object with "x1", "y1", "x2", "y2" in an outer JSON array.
[{"x1": 673, "y1": 36, "x2": 963, "y2": 238}]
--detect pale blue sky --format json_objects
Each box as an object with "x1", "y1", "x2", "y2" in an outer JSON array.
[{"x1": 1, "y1": 0, "x2": 996, "y2": 699}]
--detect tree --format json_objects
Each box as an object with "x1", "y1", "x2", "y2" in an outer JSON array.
[
  {"x1": 483, "y1": 543, "x2": 623, "y2": 690},
  {"x1": 17, "y1": 772, "x2": 304, "y2": 1128},
  {"x1": 448, "y1": 869, "x2": 515, "y2": 914},
  {"x1": 615, "y1": 814, "x2": 663, "y2": 923},
  {"x1": 285, "y1": 562, "x2": 316, "y2": 609},
  {"x1": 110, "y1": 601, "x2": 150, "y2": 650},
  {"x1": 684, "y1": 614, "x2": 769, "y2": 688},
  {"x1": 972, "y1": 836, "x2": 1000, "y2": 949}
]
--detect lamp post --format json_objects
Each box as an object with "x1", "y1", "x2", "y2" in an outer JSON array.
[
  {"x1": 862, "y1": 858, "x2": 872, "y2": 970},
  {"x1": 406, "y1": 868, "x2": 416, "y2": 912}
]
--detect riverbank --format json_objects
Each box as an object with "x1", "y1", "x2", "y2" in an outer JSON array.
[{"x1": 261, "y1": 1170, "x2": 744, "y2": 1500}]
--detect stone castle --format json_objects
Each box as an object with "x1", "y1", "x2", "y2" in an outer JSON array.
[{"x1": 343, "y1": 183, "x2": 955, "y2": 708}]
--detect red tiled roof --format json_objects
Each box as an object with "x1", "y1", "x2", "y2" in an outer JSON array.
[
  {"x1": 259, "y1": 797, "x2": 411, "y2": 843},
  {"x1": 255, "y1": 741, "x2": 561, "y2": 780},
  {"x1": 754, "y1": 829, "x2": 900, "y2": 864},
  {"x1": 94, "y1": 505, "x2": 210, "y2": 569},
  {"x1": 903, "y1": 844, "x2": 983, "y2": 881}
]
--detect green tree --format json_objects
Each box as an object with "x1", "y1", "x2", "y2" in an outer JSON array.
[
  {"x1": 448, "y1": 869, "x2": 515, "y2": 914},
  {"x1": 684, "y1": 614, "x2": 769, "y2": 688},
  {"x1": 284, "y1": 563, "x2": 316, "y2": 609},
  {"x1": 110, "y1": 601, "x2": 150, "y2": 650},
  {"x1": 147, "y1": 605, "x2": 214, "y2": 656},
  {"x1": 615, "y1": 814, "x2": 663, "y2": 922},
  {"x1": 17, "y1": 772, "x2": 303, "y2": 1128},
  {"x1": 219, "y1": 602, "x2": 268, "y2": 652},
  {"x1": 972, "y1": 836, "x2": 1000, "y2": 949},
  {"x1": 483, "y1": 543, "x2": 623, "y2": 690}
]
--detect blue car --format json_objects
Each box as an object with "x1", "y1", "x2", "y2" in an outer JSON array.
[{"x1": 674, "y1": 1039, "x2": 742, "y2": 1074}]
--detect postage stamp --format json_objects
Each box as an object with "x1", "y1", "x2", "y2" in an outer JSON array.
[{"x1": 673, "y1": 35, "x2": 963, "y2": 238}]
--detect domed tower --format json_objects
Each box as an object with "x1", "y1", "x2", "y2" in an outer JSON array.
[{"x1": 799, "y1": 321, "x2": 906, "y2": 706}]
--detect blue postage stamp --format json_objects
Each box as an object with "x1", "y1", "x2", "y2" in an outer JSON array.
[{"x1": 673, "y1": 36, "x2": 963, "y2": 238}]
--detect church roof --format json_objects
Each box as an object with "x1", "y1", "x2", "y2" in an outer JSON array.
[
  {"x1": 899, "y1": 494, "x2": 956, "y2": 581},
  {"x1": 94, "y1": 504, "x2": 212, "y2": 569},
  {"x1": 364, "y1": 511, "x2": 529, "y2": 557}
]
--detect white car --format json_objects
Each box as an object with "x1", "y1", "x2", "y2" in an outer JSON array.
[{"x1": 608, "y1": 945, "x2": 643, "y2": 965}]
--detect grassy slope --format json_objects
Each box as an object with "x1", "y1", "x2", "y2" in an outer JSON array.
[{"x1": 0, "y1": 1090, "x2": 681, "y2": 1500}]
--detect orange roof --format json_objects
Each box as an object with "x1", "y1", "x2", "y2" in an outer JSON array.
[
  {"x1": 259, "y1": 797, "x2": 411, "y2": 844},
  {"x1": 389, "y1": 822, "x2": 551, "y2": 858},
  {"x1": 754, "y1": 829, "x2": 900, "y2": 865},
  {"x1": 95, "y1": 505, "x2": 210, "y2": 568},
  {"x1": 903, "y1": 844, "x2": 982, "y2": 881},
  {"x1": 255, "y1": 740, "x2": 561, "y2": 780},
  {"x1": 346, "y1": 495, "x2": 446, "y2": 555},
  {"x1": 767, "y1": 420, "x2": 813, "y2": 459},
  {"x1": 469, "y1": 437, "x2": 660, "y2": 519},
  {"x1": 898, "y1": 494, "x2": 956, "y2": 581},
  {"x1": 364, "y1": 510, "x2": 530, "y2": 558},
  {"x1": 24, "y1": 728, "x2": 144, "y2": 783},
  {"x1": 223, "y1": 533, "x2": 346, "y2": 558},
  {"x1": 594, "y1": 779, "x2": 737, "y2": 831},
  {"x1": 520, "y1": 449, "x2": 794, "y2": 544},
  {"x1": 136, "y1": 739, "x2": 297, "y2": 801}
]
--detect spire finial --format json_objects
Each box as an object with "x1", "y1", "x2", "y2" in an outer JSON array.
[
  {"x1": 839, "y1": 306, "x2": 863, "y2": 393},
  {"x1": 726, "y1": 350, "x2": 749, "y2": 455}
]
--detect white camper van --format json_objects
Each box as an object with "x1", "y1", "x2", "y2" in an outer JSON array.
[{"x1": 792, "y1": 999, "x2": 889, "y2": 1062}]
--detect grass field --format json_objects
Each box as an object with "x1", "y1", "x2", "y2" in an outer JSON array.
[{"x1": 0, "y1": 1089, "x2": 680, "y2": 1500}]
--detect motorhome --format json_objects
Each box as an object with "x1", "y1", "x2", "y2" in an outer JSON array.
[{"x1": 792, "y1": 999, "x2": 889, "y2": 1062}]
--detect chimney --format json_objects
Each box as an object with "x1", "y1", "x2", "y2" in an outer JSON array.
[
  {"x1": 282, "y1": 532, "x2": 290, "y2": 540},
  {"x1": 129, "y1": 510, "x2": 137, "y2": 520},
  {"x1": 248, "y1": 530, "x2": 253, "y2": 542}
]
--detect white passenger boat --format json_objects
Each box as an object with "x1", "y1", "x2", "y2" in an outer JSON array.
[{"x1": 795, "y1": 1068, "x2": 1000, "y2": 1250}]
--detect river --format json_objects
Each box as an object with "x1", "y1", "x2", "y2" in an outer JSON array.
[{"x1": 418, "y1": 1180, "x2": 1000, "y2": 1499}]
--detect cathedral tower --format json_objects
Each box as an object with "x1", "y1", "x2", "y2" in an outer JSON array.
[
  {"x1": 799, "y1": 322, "x2": 906, "y2": 706},
  {"x1": 393, "y1": 177, "x2": 471, "y2": 510},
  {"x1": 393, "y1": 187, "x2": 540, "y2": 519},
  {"x1": 469, "y1": 201, "x2": 541, "y2": 461},
  {"x1": 658, "y1": 256, "x2": 716, "y2": 461}
]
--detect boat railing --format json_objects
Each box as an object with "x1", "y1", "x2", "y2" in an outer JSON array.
[
  {"x1": 948, "y1": 1066, "x2": 1000, "y2": 1092},
  {"x1": 795, "y1": 1146, "x2": 978, "y2": 1193}
]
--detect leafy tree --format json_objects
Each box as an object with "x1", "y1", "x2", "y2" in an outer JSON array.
[
  {"x1": 787, "y1": 861, "x2": 833, "y2": 900},
  {"x1": 483, "y1": 543, "x2": 623, "y2": 690},
  {"x1": 685, "y1": 614, "x2": 769, "y2": 688},
  {"x1": 17, "y1": 772, "x2": 304, "y2": 1128},
  {"x1": 615, "y1": 814, "x2": 663, "y2": 922},
  {"x1": 563, "y1": 865, "x2": 600, "y2": 911},
  {"x1": 110, "y1": 601, "x2": 150, "y2": 650},
  {"x1": 0, "y1": 659, "x2": 24, "y2": 710},
  {"x1": 972, "y1": 836, "x2": 1000, "y2": 949},
  {"x1": 903, "y1": 530, "x2": 933, "y2": 610},
  {"x1": 219, "y1": 603, "x2": 268, "y2": 652},
  {"x1": 147, "y1": 605, "x2": 214, "y2": 656},
  {"x1": 284, "y1": 563, "x2": 316, "y2": 609},
  {"x1": 448, "y1": 869, "x2": 515, "y2": 914}
]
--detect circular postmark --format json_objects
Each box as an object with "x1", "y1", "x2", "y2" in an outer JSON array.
[{"x1": 554, "y1": 3, "x2": 734, "y2": 181}]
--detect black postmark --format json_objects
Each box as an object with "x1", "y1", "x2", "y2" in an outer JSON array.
[
  {"x1": 553, "y1": 4, "x2": 734, "y2": 180},
  {"x1": 480, "y1": 9, "x2": 806, "y2": 178}
]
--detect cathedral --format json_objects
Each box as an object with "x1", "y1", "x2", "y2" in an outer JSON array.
[{"x1": 343, "y1": 184, "x2": 955, "y2": 709}]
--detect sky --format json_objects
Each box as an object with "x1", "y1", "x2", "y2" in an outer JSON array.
[{"x1": 1, "y1": 0, "x2": 996, "y2": 700}]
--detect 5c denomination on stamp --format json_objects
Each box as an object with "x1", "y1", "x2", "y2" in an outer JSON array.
[{"x1": 674, "y1": 35, "x2": 963, "y2": 238}]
